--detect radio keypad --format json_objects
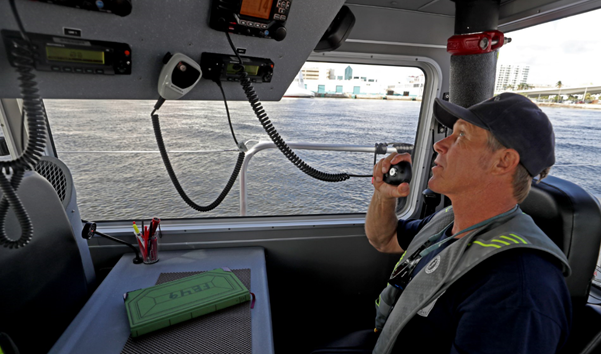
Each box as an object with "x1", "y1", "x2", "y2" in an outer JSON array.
[{"x1": 275, "y1": 0, "x2": 289, "y2": 18}]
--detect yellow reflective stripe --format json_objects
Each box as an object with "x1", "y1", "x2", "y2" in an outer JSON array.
[
  {"x1": 376, "y1": 295, "x2": 381, "y2": 307},
  {"x1": 510, "y1": 233, "x2": 528, "y2": 244},
  {"x1": 500, "y1": 235, "x2": 519, "y2": 244},
  {"x1": 491, "y1": 239, "x2": 510, "y2": 246},
  {"x1": 445, "y1": 207, "x2": 452, "y2": 212},
  {"x1": 394, "y1": 251, "x2": 407, "y2": 269},
  {"x1": 472, "y1": 241, "x2": 502, "y2": 249}
]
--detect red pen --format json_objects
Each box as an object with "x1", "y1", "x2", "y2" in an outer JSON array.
[
  {"x1": 144, "y1": 226, "x2": 151, "y2": 258},
  {"x1": 149, "y1": 217, "x2": 161, "y2": 238}
]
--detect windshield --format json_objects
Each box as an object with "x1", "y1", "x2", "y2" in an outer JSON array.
[{"x1": 45, "y1": 63, "x2": 426, "y2": 220}]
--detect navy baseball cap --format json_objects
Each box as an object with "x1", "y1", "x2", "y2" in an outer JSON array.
[{"x1": 433, "y1": 93, "x2": 555, "y2": 177}]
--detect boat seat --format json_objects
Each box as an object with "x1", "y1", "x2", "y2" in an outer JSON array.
[
  {"x1": 0, "y1": 171, "x2": 91, "y2": 354},
  {"x1": 34, "y1": 156, "x2": 96, "y2": 289},
  {"x1": 519, "y1": 175, "x2": 601, "y2": 354}
]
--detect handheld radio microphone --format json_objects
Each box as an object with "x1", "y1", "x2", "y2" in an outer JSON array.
[{"x1": 155, "y1": 52, "x2": 202, "y2": 111}]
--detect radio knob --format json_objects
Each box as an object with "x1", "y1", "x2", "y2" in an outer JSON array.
[{"x1": 273, "y1": 26, "x2": 287, "y2": 41}]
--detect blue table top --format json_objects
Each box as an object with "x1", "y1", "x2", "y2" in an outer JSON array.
[{"x1": 51, "y1": 247, "x2": 274, "y2": 354}]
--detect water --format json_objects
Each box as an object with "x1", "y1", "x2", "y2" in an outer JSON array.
[{"x1": 44, "y1": 99, "x2": 600, "y2": 220}]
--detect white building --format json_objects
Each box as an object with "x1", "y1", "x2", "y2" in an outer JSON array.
[
  {"x1": 301, "y1": 67, "x2": 322, "y2": 81},
  {"x1": 303, "y1": 78, "x2": 385, "y2": 95},
  {"x1": 495, "y1": 64, "x2": 530, "y2": 92},
  {"x1": 386, "y1": 74, "x2": 425, "y2": 97}
]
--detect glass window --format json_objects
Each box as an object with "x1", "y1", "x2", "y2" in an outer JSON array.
[
  {"x1": 45, "y1": 62, "x2": 426, "y2": 220},
  {"x1": 495, "y1": 9, "x2": 601, "y2": 200}
]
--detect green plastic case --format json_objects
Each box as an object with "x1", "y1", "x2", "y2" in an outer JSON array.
[{"x1": 124, "y1": 268, "x2": 250, "y2": 337}]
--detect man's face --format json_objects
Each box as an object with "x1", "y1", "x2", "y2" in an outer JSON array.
[{"x1": 428, "y1": 119, "x2": 495, "y2": 197}]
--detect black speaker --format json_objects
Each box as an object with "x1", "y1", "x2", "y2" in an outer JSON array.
[{"x1": 314, "y1": 6, "x2": 356, "y2": 52}]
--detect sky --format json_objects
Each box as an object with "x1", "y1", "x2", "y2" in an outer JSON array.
[
  {"x1": 303, "y1": 9, "x2": 601, "y2": 88},
  {"x1": 498, "y1": 9, "x2": 601, "y2": 87}
]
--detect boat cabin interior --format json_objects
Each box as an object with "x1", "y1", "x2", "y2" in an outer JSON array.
[{"x1": 0, "y1": 0, "x2": 600, "y2": 353}]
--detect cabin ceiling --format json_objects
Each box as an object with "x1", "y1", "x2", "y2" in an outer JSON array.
[{"x1": 345, "y1": 0, "x2": 601, "y2": 32}]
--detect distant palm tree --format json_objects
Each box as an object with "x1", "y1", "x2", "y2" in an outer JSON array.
[
  {"x1": 556, "y1": 81, "x2": 563, "y2": 103},
  {"x1": 517, "y1": 83, "x2": 530, "y2": 90}
]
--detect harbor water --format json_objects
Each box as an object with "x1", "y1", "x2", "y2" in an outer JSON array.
[{"x1": 45, "y1": 99, "x2": 601, "y2": 220}]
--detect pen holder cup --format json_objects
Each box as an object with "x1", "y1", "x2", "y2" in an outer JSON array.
[{"x1": 138, "y1": 232, "x2": 159, "y2": 264}]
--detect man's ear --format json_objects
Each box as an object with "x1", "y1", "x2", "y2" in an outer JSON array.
[{"x1": 493, "y1": 148, "x2": 520, "y2": 176}]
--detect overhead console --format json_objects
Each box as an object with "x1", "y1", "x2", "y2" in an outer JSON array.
[{"x1": 0, "y1": 0, "x2": 344, "y2": 100}]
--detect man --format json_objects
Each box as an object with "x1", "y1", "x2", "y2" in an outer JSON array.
[{"x1": 365, "y1": 93, "x2": 571, "y2": 353}]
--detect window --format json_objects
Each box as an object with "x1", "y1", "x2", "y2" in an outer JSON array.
[
  {"x1": 494, "y1": 9, "x2": 601, "y2": 201},
  {"x1": 45, "y1": 62, "x2": 426, "y2": 219}
]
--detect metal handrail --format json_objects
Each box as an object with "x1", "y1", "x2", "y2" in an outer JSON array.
[
  {"x1": 58, "y1": 142, "x2": 406, "y2": 216},
  {"x1": 239, "y1": 141, "x2": 400, "y2": 216}
]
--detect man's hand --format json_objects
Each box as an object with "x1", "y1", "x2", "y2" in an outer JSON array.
[
  {"x1": 373, "y1": 152, "x2": 412, "y2": 199},
  {"x1": 365, "y1": 153, "x2": 412, "y2": 254}
]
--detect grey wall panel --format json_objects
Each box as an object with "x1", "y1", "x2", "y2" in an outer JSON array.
[
  {"x1": 499, "y1": 0, "x2": 601, "y2": 32},
  {"x1": 345, "y1": 3, "x2": 454, "y2": 47},
  {"x1": 0, "y1": 0, "x2": 345, "y2": 100}
]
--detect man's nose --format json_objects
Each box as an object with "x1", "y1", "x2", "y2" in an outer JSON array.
[{"x1": 433, "y1": 135, "x2": 451, "y2": 154}]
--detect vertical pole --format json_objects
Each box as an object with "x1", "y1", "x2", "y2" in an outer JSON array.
[{"x1": 449, "y1": 0, "x2": 501, "y2": 108}]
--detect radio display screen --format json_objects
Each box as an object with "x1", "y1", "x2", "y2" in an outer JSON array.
[
  {"x1": 46, "y1": 46, "x2": 105, "y2": 64},
  {"x1": 240, "y1": 0, "x2": 273, "y2": 20},
  {"x1": 226, "y1": 63, "x2": 259, "y2": 76}
]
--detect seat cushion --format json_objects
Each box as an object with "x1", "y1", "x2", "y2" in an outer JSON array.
[
  {"x1": 520, "y1": 175, "x2": 601, "y2": 305},
  {"x1": 0, "y1": 171, "x2": 89, "y2": 353}
]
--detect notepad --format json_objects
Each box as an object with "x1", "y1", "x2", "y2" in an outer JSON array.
[{"x1": 123, "y1": 268, "x2": 251, "y2": 338}]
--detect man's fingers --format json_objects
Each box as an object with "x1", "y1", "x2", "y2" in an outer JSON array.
[
  {"x1": 381, "y1": 152, "x2": 398, "y2": 174},
  {"x1": 397, "y1": 182, "x2": 410, "y2": 196},
  {"x1": 391, "y1": 152, "x2": 412, "y2": 165},
  {"x1": 373, "y1": 158, "x2": 383, "y2": 183}
]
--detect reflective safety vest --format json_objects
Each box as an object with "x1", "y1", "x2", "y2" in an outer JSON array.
[{"x1": 373, "y1": 206, "x2": 571, "y2": 354}]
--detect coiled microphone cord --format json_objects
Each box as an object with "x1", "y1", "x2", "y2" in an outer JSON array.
[
  {"x1": 0, "y1": 0, "x2": 48, "y2": 248},
  {"x1": 151, "y1": 112, "x2": 244, "y2": 212},
  {"x1": 151, "y1": 75, "x2": 246, "y2": 212},
  {"x1": 225, "y1": 32, "x2": 371, "y2": 182}
]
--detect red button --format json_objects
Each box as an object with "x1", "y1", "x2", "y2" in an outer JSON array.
[{"x1": 124, "y1": 50, "x2": 131, "y2": 56}]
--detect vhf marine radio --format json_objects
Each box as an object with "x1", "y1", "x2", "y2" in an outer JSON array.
[
  {"x1": 209, "y1": 0, "x2": 291, "y2": 41},
  {"x1": 1, "y1": 30, "x2": 131, "y2": 75},
  {"x1": 201, "y1": 52, "x2": 273, "y2": 83}
]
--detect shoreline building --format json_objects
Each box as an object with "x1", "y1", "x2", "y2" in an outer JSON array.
[
  {"x1": 344, "y1": 66, "x2": 352, "y2": 80},
  {"x1": 495, "y1": 64, "x2": 530, "y2": 92},
  {"x1": 295, "y1": 65, "x2": 426, "y2": 98},
  {"x1": 387, "y1": 75, "x2": 425, "y2": 97},
  {"x1": 301, "y1": 67, "x2": 321, "y2": 81}
]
